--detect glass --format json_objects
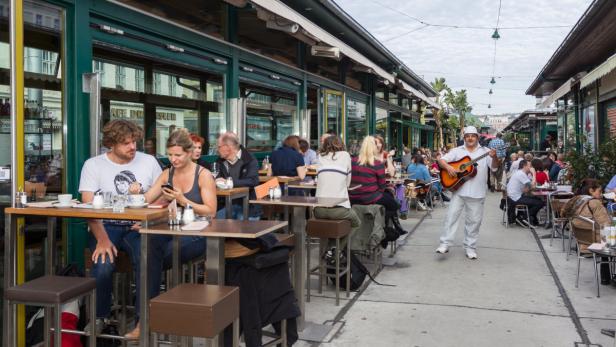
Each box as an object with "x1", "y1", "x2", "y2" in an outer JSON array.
[
  {"x1": 153, "y1": 71, "x2": 202, "y2": 100},
  {"x1": 112, "y1": 194, "x2": 127, "y2": 213},
  {"x1": 93, "y1": 59, "x2": 145, "y2": 93},
  {"x1": 206, "y1": 81, "x2": 225, "y2": 154},
  {"x1": 103, "y1": 191, "x2": 113, "y2": 207},
  {"x1": 155, "y1": 106, "x2": 199, "y2": 157},
  {"x1": 211, "y1": 162, "x2": 218, "y2": 178},
  {"x1": 346, "y1": 98, "x2": 367, "y2": 148},
  {"x1": 375, "y1": 108, "x2": 388, "y2": 145},
  {"x1": 244, "y1": 88, "x2": 297, "y2": 152},
  {"x1": 324, "y1": 91, "x2": 343, "y2": 136}
]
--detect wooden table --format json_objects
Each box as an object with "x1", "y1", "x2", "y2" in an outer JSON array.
[
  {"x1": 3, "y1": 206, "x2": 167, "y2": 347},
  {"x1": 216, "y1": 187, "x2": 249, "y2": 219},
  {"x1": 249, "y1": 196, "x2": 346, "y2": 340},
  {"x1": 286, "y1": 182, "x2": 362, "y2": 192},
  {"x1": 139, "y1": 219, "x2": 288, "y2": 346}
]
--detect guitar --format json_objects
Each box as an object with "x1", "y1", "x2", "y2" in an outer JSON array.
[{"x1": 439, "y1": 145, "x2": 508, "y2": 191}]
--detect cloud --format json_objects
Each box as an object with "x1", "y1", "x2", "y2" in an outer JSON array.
[{"x1": 334, "y1": 0, "x2": 593, "y2": 114}]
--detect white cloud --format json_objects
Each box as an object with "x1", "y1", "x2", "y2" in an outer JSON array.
[{"x1": 334, "y1": 0, "x2": 593, "y2": 114}]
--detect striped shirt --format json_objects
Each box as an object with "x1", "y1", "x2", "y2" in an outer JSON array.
[{"x1": 349, "y1": 157, "x2": 386, "y2": 205}]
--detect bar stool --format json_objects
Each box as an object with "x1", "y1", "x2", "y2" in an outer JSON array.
[
  {"x1": 306, "y1": 218, "x2": 351, "y2": 306},
  {"x1": 4, "y1": 275, "x2": 97, "y2": 347},
  {"x1": 149, "y1": 283, "x2": 240, "y2": 346}
]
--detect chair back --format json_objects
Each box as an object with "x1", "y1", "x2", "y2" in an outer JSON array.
[
  {"x1": 569, "y1": 215, "x2": 598, "y2": 245},
  {"x1": 254, "y1": 178, "x2": 279, "y2": 199},
  {"x1": 549, "y1": 192, "x2": 572, "y2": 219}
]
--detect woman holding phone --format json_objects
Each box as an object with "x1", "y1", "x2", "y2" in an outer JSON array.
[{"x1": 124, "y1": 129, "x2": 216, "y2": 339}]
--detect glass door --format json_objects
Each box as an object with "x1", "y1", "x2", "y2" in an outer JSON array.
[{"x1": 323, "y1": 90, "x2": 344, "y2": 139}]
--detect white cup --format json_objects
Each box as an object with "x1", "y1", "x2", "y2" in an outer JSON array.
[
  {"x1": 57, "y1": 194, "x2": 72, "y2": 206},
  {"x1": 128, "y1": 194, "x2": 145, "y2": 206}
]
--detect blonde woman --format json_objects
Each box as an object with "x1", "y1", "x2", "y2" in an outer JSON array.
[{"x1": 350, "y1": 136, "x2": 406, "y2": 234}]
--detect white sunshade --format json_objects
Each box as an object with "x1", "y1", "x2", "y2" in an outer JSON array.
[
  {"x1": 580, "y1": 53, "x2": 616, "y2": 89},
  {"x1": 540, "y1": 78, "x2": 574, "y2": 109},
  {"x1": 242, "y1": 0, "x2": 437, "y2": 108}
]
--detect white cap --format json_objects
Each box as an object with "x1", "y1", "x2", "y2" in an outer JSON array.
[{"x1": 464, "y1": 126, "x2": 479, "y2": 135}]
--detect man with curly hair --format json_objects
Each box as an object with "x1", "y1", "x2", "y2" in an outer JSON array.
[{"x1": 79, "y1": 119, "x2": 162, "y2": 333}]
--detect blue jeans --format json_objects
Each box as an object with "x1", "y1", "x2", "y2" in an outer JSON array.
[
  {"x1": 89, "y1": 224, "x2": 206, "y2": 320},
  {"x1": 216, "y1": 204, "x2": 262, "y2": 221},
  {"x1": 89, "y1": 224, "x2": 141, "y2": 319}
]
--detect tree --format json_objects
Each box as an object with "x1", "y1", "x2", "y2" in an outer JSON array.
[
  {"x1": 444, "y1": 89, "x2": 472, "y2": 138},
  {"x1": 430, "y1": 77, "x2": 450, "y2": 149}
]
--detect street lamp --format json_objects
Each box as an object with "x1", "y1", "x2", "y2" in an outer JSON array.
[{"x1": 491, "y1": 28, "x2": 500, "y2": 40}]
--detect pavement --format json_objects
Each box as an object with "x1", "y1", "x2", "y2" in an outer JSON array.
[{"x1": 298, "y1": 192, "x2": 616, "y2": 347}]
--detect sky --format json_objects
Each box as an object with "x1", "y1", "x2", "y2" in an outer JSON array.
[{"x1": 335, "y1": 0, "x2": 594, "y2": 115}]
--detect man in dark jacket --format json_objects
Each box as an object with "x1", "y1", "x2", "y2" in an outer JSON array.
[{"x1": 214, "y1": 132, "x2": 260, "y2": 220}]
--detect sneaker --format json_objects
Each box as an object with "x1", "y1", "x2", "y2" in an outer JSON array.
[
  {"x1": 435, "y1": 245, "x2": 449, "y2": 254},
  {"x1": 516, "y1": 217, "x2": 530, "y2": 228},
  {"x1": 466, "y1": 249, "x2": 478, "y2": 259},
  {"x1": 417, "y1": 201, "x2": 428, "y2": 211}
]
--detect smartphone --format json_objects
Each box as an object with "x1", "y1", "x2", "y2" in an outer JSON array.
[{"x1": 161, "y1": 183, "x2": 174, "y2": 191}]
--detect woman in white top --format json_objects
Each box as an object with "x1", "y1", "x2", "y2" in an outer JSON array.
[{"x1": 314, "y1": 135, "x2": 361, "y2": 246}]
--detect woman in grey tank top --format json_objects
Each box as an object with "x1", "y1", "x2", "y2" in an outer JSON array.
[{"x1": 125, "y1": 129, "x2": 216, "y2": 340}]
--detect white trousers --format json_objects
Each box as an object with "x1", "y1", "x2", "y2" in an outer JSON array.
[{"x1": 439, "y1": 194, "x2": 486, "y2": 250}]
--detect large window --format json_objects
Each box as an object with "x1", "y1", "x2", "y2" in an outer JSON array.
[
  {"x1": 243, "y1": 85, "x2": 297, "y2": 153},
  {"x1": 324, "y1": 90, "x2": 344, "y2": 138},
  {"x1": 346, "y1": 98, "x2": 367, "y2": 149},
  {"x1": 376, "y1": 107, "x2": 388, "y2": 145},
  {"x1": 93, "y1": 52, "x2": 224, "y2": 158}
]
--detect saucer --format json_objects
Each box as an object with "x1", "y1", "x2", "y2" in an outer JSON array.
[{"x1": 127, "y1": 202, "x2": 148, "y2": 208}]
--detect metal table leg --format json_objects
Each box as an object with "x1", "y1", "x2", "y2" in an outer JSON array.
[
  {"x1": 46, "y1": 217, "x2": 56, "y2": 275},
  {"x1": 139, "y1": 221, "x2": 150, "y2": 347},
  {"x1": 205, "y1": 236, "x2": 225, "y2": 347},
  {"x1": 225, "y1": 196, "x2": 232, "y2": 219},
  {"x1": 291, "y1": 206, "x2": 306, "y2": 329},
  {"x1": 4, "y1": 214, "x2": 17, "y2": 347},
  {"x1": 172, "y1": 235, "x2": 181, "y2": 286},
  {"x1": 242, "y1": 194, "x2": 249, "y2": 220}
]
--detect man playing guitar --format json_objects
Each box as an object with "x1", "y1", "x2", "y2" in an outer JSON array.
[{"x1": 436, "y1": 126, "x2": 500, "y2": 259}]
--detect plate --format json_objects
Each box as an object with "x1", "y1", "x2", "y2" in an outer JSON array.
[
  {"x1": 53, "y1": 202, "x2": 76, "y2": 208},
  {"x1": 127, "y1": 203, "x2": 149, "y2": 208}
]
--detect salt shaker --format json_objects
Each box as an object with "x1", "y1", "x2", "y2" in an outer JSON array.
[
  {"x1": 183, "y1": 204, "x2": 195, "y2": 224},
  {"x1": 273, "y1": 186, "x2": 282, "y2": 199}
]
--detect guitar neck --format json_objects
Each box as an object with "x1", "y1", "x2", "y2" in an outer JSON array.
[{"x1": 467, "y1": 150, "x2": 491, "y2": 165}]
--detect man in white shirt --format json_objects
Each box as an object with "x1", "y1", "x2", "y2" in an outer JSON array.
[
  {"x1": 79, "y1": 120, "x2": 162, "y2": 329},
  {"x1": 436, "y1": 126, "x2": 500, "y2": 259},
  {"x1": 506, "y1": 160, "x2": 544, "y2": 227}
]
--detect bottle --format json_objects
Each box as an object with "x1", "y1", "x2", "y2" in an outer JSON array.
[{"x1": 183, "y1": 204, "x2": 195, "y2": 224}]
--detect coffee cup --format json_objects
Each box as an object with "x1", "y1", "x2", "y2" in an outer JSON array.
[
  {"x1": 57, "y1": 194, "x2": 73, "y2": 206},
  {"x1": 128, "y1": 194, "x2": 145, "y2": 206}
]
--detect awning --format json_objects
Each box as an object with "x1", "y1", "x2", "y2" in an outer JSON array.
[
  {"x1": 539, "y1": 78, "x2": 574, "y2": 108},
  {"x1": 400, "y1": 80, "x2": 440, "y2": 110},
  {"x1": 228, "y1": 0, "x2": 434, "y2": 107},
  {"x1": 580, "y1": 53, "x2": 616, "y2": 89},
  {"x1": 246, "y1": 0, "x2": 396, "y2": 86}
]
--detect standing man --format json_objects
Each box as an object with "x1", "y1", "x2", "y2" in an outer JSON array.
[
  {"x1": 435, "y1": 126, "x2": 500, "y2": 259},
  {"x1": 79, "y1": 120, "x2": 162, "y2": 332},
  {"x1": 214, "y1": 132, "x2": 260, "y2": 220},
  {"x1": 488, "y1": 132, "x2": 506, "y2": 191}
]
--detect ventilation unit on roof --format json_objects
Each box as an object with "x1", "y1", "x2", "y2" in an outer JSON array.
[{"x1": 310, "y1": 45, "x2": 340, "y2": 60}]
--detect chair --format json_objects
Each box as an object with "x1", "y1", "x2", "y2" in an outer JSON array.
[
  {"x1": 149, "y1": 284, "x2": 240, "y2": 346},
  {"x1": 306, "y1": 219, "x2": 352, "y2": 306},
  {"x1": 568, "y1": 216, "x2": 601, "y2": 296},
  {"x1": 548, "y1": 192, "x2": 573, "y2": 250},
  {"x1": 4, "y1": 275, "x2": 97, "y2": 347}
]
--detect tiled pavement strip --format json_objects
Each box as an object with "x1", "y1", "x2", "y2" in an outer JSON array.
[
  {"x1": 187, "y1": 193, "x2": 615, "y2": 347},
  {"x1": 296, "y1": 192, "x2": 616, "y2": 347}
]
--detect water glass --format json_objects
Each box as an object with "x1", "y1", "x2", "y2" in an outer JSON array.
[
  {"x1": 112, "y1": 194, "x2": 126, "y2": 213},
  {"x1": 103, "y1": 191, "x2": 113, "y2": 207},
  {"x1": 211, "y1": 162, "x2": 219, "y2": 177}
]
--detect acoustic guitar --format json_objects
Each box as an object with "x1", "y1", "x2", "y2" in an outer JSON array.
[{"x1": 439, "y1": 145, "x2": 508, "y2": 191}]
